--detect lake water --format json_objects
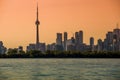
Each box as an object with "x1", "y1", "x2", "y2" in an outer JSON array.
[{"x1": 0, "y1": 59, "x2": 120, "y2": 80}]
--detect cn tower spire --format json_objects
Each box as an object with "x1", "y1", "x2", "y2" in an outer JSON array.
[
  {"x1": 37, "y1": 2, "x2": 39, "y2": 21},
  {"x1": 35, "y1": 2, "x2": 40, "y2": 50},
  {"x1": 36, "y1": 2, "x2": 40, "y2": 25},
  {"x1": 116, "y1": 23, "x2": 119, "y2": 29}
]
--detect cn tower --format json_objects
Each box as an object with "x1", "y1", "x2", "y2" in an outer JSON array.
[{"x1": 35, "y1": 3, "x2": 40, "y2": 50}]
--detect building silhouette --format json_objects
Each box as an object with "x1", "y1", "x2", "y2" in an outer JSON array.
[
  {"x1": 35, "y1": 3, "x2": 40, "y2": 50},
  {"x1": 0, "y1": 41, "x2": 7, "y2": 54},
  {"x1": 26, "y1": 3, "x2": 46, "y2": 52},
  {"x1": 90, "y1": 37, "x2": 94, "y2": 51},
  {"x1": 56, "y1": 33, "x2": 62, "y2": 46},
  {"x1": 96, "y1": 23, "x2": 120, "y2": 52},
  {"x1": 112, "y1": 24, "x2": 120, "y2": 51},
  {"x1": 56, "y1": 33, "x2": 63, "y2": 51},
  {"x1": 106, "y1": 32, "x2": 113, "y2": 51},
  {"x1": 64, "y1": 32, "x2": 68, "y2": 51},
  {"x1": 75, "y1": 32, "x2": 79, "y2": 45},
  {"x1": 79, "y1": 31, "x2": 83, "y2": 44},
  {"x1": 97, "y1": 39, "x2": 103, "y2": 52}
]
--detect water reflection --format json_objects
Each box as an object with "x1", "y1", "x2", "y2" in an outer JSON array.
[{"x1": 0, "y1": 59, "x2": 119, "y2": 80}]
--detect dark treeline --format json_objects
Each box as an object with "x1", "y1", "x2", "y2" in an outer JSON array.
[{"x1": 0, "y1": 49, "x2": 120, "y2": 58}]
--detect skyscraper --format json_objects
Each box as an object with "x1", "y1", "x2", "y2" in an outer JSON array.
[
  {"x1": 79, "y1": 31, "x2": 83, "y2": 44},
  {"x1": 113, "y1": 24, "x2": 120, "y2": 43},
  {"x1": 75, "y1": 31, "x2": 84, "y2": 51},
  {"x1": 64, "y1": 32, "x2": 68, "y2": 51},
  {"x1": 75, "y1": 32, "x2": 79, "y2": 45},
  {"x1": 0, "y1": 41, "x2": 6, "y2": 54},
  {"x1": 35, "y1": 3, "x2": 40, "y2": 50},
  {"x1": 113, "y1": 24, "x2": 120, "y2": 51},
  {"x1": 97, "y1": 39, "x2": 103, "y2": 52},
  {"x1": 56, "y1": 33, "x2": 63, "y2": 51},
  {"x1": 106, "y1": 32, "x2": 113, "y2": 51},
  {"x1": 56, "y1": 33, "x2": 62, "y2": 45},
  {"x1": 106, "y1": 32, "x2": 113, "y2": 44},
  {"x1": 90, "y1": 37, "x2": 94, "y2": 51}
]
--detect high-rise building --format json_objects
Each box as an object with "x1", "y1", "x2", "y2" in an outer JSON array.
[
  {"x1": 97, "y1": 39, "x2": 103, "y2": 52},
  {"x1": 90, "y1": 37, "x2": 94, "y2": 46},
  {"x1": 0, "y1": 41, "x2": 6, "y2": 54},
  {"x1": 64, "y1": 32, "x2": 68, "y2": 51},
  {"x1": 106, "y1": 32, "x2": 113, "y2": 51},
  {"x1": 66, "y1": 37, "x2": 75, "y2": 51},
  {"x1": 56, "y1": 33, "x2": 63, "y2": 51},
  {"x1": 90, "y1": 37, "x2": 94, "y2": 51},
  {"x1": 56, "y1": 33, "x2": 62, "y2": 46},
  {"x1": 75, "y1": 32, "x2": 79, "y2": 45},
  {"x1": 103, "y1": 39, "x2": 108, "y2": 51},
  {"x1": 75, "y1": 31, "x2": 84, "y2": 51},
  {"x1": 106, "y1": 32, "x2": 113, "y2": 44},
  {"x1": 113, "y1": 29, "x2": 120, "y2": 42},
  {"x1": 71, "y1": 37, "x2": 75, "y2": 44},
  {"x1": 113, "y1": 24, "x2": 120, "y2": 51},
  {"x1": 35, "y1": 3, "x2": 40, "y2": 50},
  {"x1": 79, "y1": 31, "x2": 83, "y2": 44},
  {"x1": 0, "y1": 41, "x2": 3, "y2": 47}
]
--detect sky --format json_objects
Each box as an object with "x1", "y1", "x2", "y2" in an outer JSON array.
[{"x1": 0, "y1": 0, "x2": 120, "y2": 49}]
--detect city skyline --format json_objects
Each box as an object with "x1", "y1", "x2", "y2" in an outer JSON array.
[{"x1": 0, "y1": 0, "x2": 120, "y2": 49}]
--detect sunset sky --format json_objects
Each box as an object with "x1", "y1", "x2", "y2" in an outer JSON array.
[{"x1": 0, "y1": 0, "x2": 120, "y2": 49}]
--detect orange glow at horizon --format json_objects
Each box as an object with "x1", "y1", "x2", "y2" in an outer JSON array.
[{"x1": 0, "y1": 0, "x2": 120, "y2": 49}]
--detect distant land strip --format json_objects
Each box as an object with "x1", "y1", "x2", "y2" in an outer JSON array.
[{"x1": 0, "y1": 50, "x2": 120, "y2": 58}]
